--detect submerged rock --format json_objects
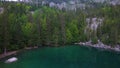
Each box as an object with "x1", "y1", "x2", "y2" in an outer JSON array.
[{"x1": 5, "y1": 57, "x2": 18, "y2": 63}]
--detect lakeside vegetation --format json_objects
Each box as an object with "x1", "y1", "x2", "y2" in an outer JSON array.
[{"x1": 0, "y1": 2, "x2": 120, "y2": 54}]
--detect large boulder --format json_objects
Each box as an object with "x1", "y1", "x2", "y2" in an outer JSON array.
[{"x1": 5, "y1": 57, "x2": 18, "y2": 63}]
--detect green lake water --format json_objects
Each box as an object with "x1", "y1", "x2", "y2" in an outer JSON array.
[{"x1": 0, "y1": 45, "x2": 120, "y2": 68}]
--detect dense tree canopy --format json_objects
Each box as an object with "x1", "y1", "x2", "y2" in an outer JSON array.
[{"x1": 0, "y1": 2, "x2": 120, "y2": 54}]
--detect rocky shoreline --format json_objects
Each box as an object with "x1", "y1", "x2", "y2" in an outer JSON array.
[
  {"x1": 0, "y1": 51, "x2": 18, "y2": 59},
  {"x1": 75, "y1": 41, "x2": 120, "y2": 52},
  {"x1": 0, "y1": 46, "x2": 39, "y2": 59}
]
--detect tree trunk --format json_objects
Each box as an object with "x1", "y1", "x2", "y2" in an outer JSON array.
[{"x1": 60, "y1": 14, "x2": 66, "y2": 45}]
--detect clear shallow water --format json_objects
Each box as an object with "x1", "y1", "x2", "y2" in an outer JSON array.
[{"x1": 0, "y1": 45, "x2": 120, "y2": 68}]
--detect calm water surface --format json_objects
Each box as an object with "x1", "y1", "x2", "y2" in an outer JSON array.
[{"x1": 0, "y1": 45, "x2": 120, "y2": 68}]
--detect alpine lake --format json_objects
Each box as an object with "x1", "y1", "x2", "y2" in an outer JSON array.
[{"x1": 0, "y1": 45, "x2": 120, "y2": 68}]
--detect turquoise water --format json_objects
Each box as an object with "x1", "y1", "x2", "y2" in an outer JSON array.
[{"x1": 0, "y1": 45, "x2": 120, "y2": 68}]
